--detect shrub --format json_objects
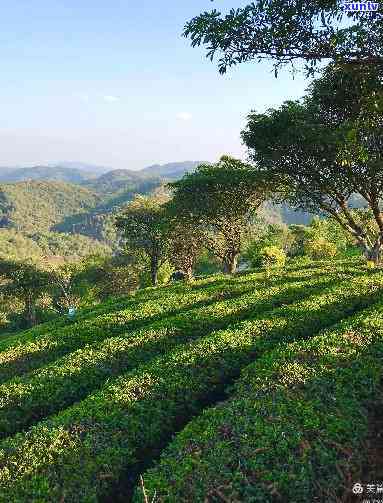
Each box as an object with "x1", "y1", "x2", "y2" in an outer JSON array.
[
  {"x1": 136, "y1": 299, "x2": 383, "y2": 502},
  {"x1": 304, "y1": 237, "x2": 337, "y2": 260},
  {"x1": 0, "y1": 267, "x2": 331, "y2": 437},
  {"x1": 244, "y1": 224, "x2": 293, "y2": 267},
  {"x1": 194, "y1": 249, "x2": 221, "y2": 275},
  {"x1": 260, "y1": 246, "x2": 286, "y2": 269},
  {"x1": 0, "y1": 267, "x2": 382, "y2": 501},
  {"x1": 0, "y1": 275, "x2": 246, "y2": 382},
  {"x1": 139, "y1": 260, "x2": 174, "y2": 287}
]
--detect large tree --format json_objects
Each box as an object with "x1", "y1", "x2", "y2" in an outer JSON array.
[
  {"x1": 165, "y1": 214, "x2": 205, "y2": 280},
  {"x1": 242, "y1": 64, "x2": 383, "y2": 262},
  {"x1": 169, "y1": 156, "x2": 267, "y2": 274},
  {"x1": 0, "y1": 259, "x2": 52, "y2": 327},
  {"x1": 184, "y1": 1, "x2": 382, "y2": 76},
  {"x1": 115, "y1": 194, "x2": 170, "y2": 286}
]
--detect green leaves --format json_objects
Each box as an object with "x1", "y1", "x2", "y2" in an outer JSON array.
[
  {"x1": 116, "y1": 194, "x2": 171, "y2": 285},
  {"x1": 242, "y1": 64, "x2": 383, "y2": 262},
  {"x1": 169, "y1": 156, "x2": 267, "y2": 272},
  {"x1": 184, "y1": 1, "x2": 383, "y2": 75},
  {"x1": 137, "y1": 297, "x2": 383, "y2": 502},
  {"x1": 0, "y1": 260, "x2": 381, "y2": 501}
]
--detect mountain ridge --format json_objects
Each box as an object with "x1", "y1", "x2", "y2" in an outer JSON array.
[{"x1": 0, "y1": 161, "x2": 204, "y2": 185}]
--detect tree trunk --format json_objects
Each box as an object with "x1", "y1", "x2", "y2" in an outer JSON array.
[
  {"x1": 151, "y1": 257, "x2": 159, "y2": 286},
  {"x1": 184, "y1": 266, "x2": 194, "y2": 281},
  {"x1": 25, "y1": 297, "x2": 37, "y2": 327},
  {"x1": 223, "y1": 253, "x2": 238, "y2": 275},
  {"x1": 365, "y1": 242, "x2": 382, "y2": 265}
]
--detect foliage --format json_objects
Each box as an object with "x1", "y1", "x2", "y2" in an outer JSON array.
[
  {"x1": 138, "y1": 259, "x2": 174, "y2": 288},
  {"x1": 0, "y1": 265, "x2": 335, "y2": 437},
  {"x1": 0, "y1": 293, "x2": 23, "y2": 332},
  {"x1": 137, "y1": 298, "x2": 383, "y2": 502},
  {"x1": 242, "y1": 64, "x2": 383, "y2": 263},
  {"x1": 0, "y1": 228, "x2": 111, "y2": 264},
  {"x1": 0, "y1": 229, "x2": 42, "y2": 261},
  {"x1": 0, "y1": 174, "x2": 164, "y2": 252},
  {"x1": 307, "y1": 216, "x2": 352, "y2": 252},
  {"x1": 260, "y1": 245, "x2": 286, "y2": 269},
  {"x1": 194, "y1": 249, "x2": 221, "y2": 276},
  {"x1": 0, "y1": 259, "x2": 53, "y2": 327},
  {"x1": 244, "y1": 223, "x2": 293, "y2": 266},
  {"x1": 165, "y1": 212, "x2": 205, "y2": 279},
  {"x1": 0, "y1": 230, "x2": 112, "y2": 332},
  {"x1": 0, "y1": 260, "x2": 381, "y2": 501},
  {"x1": 184, "y1": 1, "x2": 382, "y2": 76},
  {"x1": 31, "y1": 231, "x2": 111, "y2": 258},
  {"x1": 0, "y1": 181, "x2": 99, "y2": 233},
  {"x1": 72, "y1": 253, "x2": 142, "y2": 303},
  {"x1": 116, "y1": 194, "x2": 171, "y2": 285},
  {"x1": 169, "y1": 156, "x2": 267, "y2": 274},
  {"x1": 288, "y1": 224, "x2": 310, "y2": 256},
  {"x1": 304, "y1": 237, "x2": 338, "y2": 260}
]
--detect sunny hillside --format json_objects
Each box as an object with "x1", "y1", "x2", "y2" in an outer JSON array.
[
  {"x1": 0, "y1": 259, "x2": 382, "y2": 501},
  {"x1": 0, "y1": 181, "x2": 99, "y2": 233}
]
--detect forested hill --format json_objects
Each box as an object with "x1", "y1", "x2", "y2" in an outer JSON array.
[
  {"x1": 0, "y1": 166, "x2": 95, "y2": 184},
  {"x1": 0, "y1": 162, "x2": 313, "y2": 255},
  {"x1": 0, "y1": 161, "x2": 202, "y2": 185},
  {"x1": 0, "y1": 181, "x2": 99, "y2": 233},
  {"x1": 0, "y1": 163, "x2": 205, "y2": 243},
  {"x1": 139, "y1": 161, "x2": 203, "y2": 179},
  {"x1": 83, "y1": 169, "x2": 161, "y2": 197}
]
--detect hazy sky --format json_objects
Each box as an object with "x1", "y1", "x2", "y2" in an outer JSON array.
[{"x1": 0, "y1": 1, "x2": 312, "y2": 170}]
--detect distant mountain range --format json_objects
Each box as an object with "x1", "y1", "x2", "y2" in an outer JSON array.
[
  {"x1": 49, "y1": 162, "x2": 111, "y2": 175},
  {"x1": 0, "y1": 161, "x2": 204, "y2": 185},
  {"x1": 0, "y1": 166, "x2": 95, "y2": 184},
  {"x1": 0, "y1": 161, "x2": 316, "y2": 249},
  {"x1": 0, "y1": 162, "x2": 207, "y2": 246},
  {"x1": 140, "y1": 161, "x2": 203, "y2": 180}
]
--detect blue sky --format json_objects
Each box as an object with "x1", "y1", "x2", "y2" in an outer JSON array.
[{"x1": 0, "y1": 1, "x2": 311, "y2": 170}]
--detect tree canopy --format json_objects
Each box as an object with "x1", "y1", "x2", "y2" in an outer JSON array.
[
  {"x1": 0, "y1": 260, "x2": 52, "y2": 327},
  {"x1": 184, "y1": 1, "x2": 382, "y2": 75},
  {"x1": 169, "y1": 156, "x2": 267, "y2": 273},
  {"x1": 241, "y1": 64, "x2": 383, "y2": 261},
  {"x1": 115, "y1": 194, "x2": 171, "y2": 286}
]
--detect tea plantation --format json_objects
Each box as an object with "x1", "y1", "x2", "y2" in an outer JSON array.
[{"x1": 1, "y1": 259, "x2": 383, "y2": 502}]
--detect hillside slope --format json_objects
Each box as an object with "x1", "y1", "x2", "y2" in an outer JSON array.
[
  {"x1": 0, "y1": 164, "x2": 313, "y2": 244},
  {"x1": 0, "y1": 181, "x2": 99, "y2": 233},
  {"x1": 0, "y1": 259, "x2": 382, "y2": 501},
  {"x1": 0, "y1": 166, "x2": 95, "y2": 184},
  {"x1": 140, "y1": 161, "x2": 203, "y2": 180}
]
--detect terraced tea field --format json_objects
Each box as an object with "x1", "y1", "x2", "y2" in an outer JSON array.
[{"x1": 0, "y1": 259, "x2": 382, "y2": 502}]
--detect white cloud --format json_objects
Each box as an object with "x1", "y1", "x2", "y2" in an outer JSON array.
[
  {"x1": 103, "y1": 95, "x2": 120, "y2": 103},
  {"x1": 176, "y1": 112, "x2": 192, "y2": 121}
]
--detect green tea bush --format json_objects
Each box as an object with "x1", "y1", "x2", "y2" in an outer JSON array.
[
  {"x1": 0, "y1": 268, "x2": 336, "y2": 437},
  {"x1": 0, "y1": 262, "x2": 348, "y2": 384},
  {"x1": 244, "y1": 223, "x2": 293, "y2": 266},
  {"x1": 0, "y1": 273, "x2": 270, "y2": 383},
  {"x1": 304, "y1": 237, "x2": 338, "y2": 260},
  {"x1": 260, "y1": 245, "x2": 286, "y2": 269},
  {"x1": 136, "y1": 300, "x2": 383, "y2": 502},
  {"x1": 0, "y1": 267, "x2": 381, "y2": 502}
]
